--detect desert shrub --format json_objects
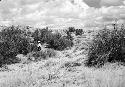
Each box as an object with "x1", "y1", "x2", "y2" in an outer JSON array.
[
  {"x1": 68, "y1": 27, "x2": 76, "y2": 32},
  {"x1": 1, "y1": 28, "x2": 30, "y2": 55},
  {"x1": 0, "y1": 25, "x2": 32, "y2": 66},
  {"x1": 64, "y1": 29, "x2": 73, "y2": 41},
  {"x1": 42, "y1": 31, "x2": 61, "y2": 43},
  {"x1": 32, "y1": 28, "x2": 73, "y2": 51},
  {"x1": 75, "y1": 29, "x2": 83, "y2": 36},
  {"x1": 0, "y1": 26, "x2": 23, "y2": 41},
  {"x1": 32, "y1": 29, "x2": 41, "y2": 42},
  {"x1": 27, "y1": 43, "x2": 38, "y2": 52},
  {"x1": 46, "y1": 36, "x2": 73, "y2": 51},
  {"x1": 0, "y1": 41, "x2": 20, "y2": 67},
  {"x1": 59, "y1": 37, "x2": 73, "y2": 49},
  {"x1": 32, "y1": 27, "x2": 52, "y2": 43},
  {"x1": 85, "y1": 24, "x2": 125, "y2": 68}
]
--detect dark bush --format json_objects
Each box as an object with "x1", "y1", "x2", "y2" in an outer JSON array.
[
  {"x1": 32, "y1": 28, "x2": 73, "y2": 51},
  {"x1": 75, "y1": 29, "x2": 83, "y2": 36},
  {"x1": 85, "y1": 24, "x2": 125, "y2": 68},
  {"x1": 1, "y1": 27, "x2": 30, "y2": 54},
  {"x1": 32, "y1": 29, "x2": 41, "y2": 42},
  {"x1": 68, "y1": 27, "x2": 76, "y2": 32},
  {"x1": 46, "y1": 37, "x2": 73, "y2": 51},
  {"x1": 64, "y1": 29, "x2": 73, "y2": 41},
  {"x1": 0, "y1": 25, "x2": 31, "y2": 66},
  {"x1": 32, "y1": 28, "x2": 52, "y2": 43},
  {"x1": 27, "y1": 43, "x2": 38, "y2": 52},
  {"x1": 0, "y1": 41, "x2": 20, "y2": 67}
]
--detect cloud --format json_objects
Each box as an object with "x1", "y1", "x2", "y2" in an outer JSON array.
[
  {"x1": 0, "y1": 0, "x2": 91, "y2": 26},
  {"x1": 100, "y1": 0, "x2": 124, "y2": 7},
  {"x1": 100, "y1": 6, "x2": 125, "y2": 21},
  {"x1": 84, "y1": 0, "x2": 101, "y2": 8},
  {"x1": 0, "y1": 0, "x2": 125, "y2": 27},
  {"x1": 85, "y1": 6, "x2": 125, "y2": 26},
  {"x1": 83, "y1": 0, "x2": 124, "y2": 8}
]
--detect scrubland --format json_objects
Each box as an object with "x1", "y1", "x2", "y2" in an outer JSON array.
[{"x1": 0, "y1": 24, "x2": 125, "y2": 87}]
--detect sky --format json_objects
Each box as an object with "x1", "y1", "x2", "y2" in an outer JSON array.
[{"x1": 0, "y1": 0, "x2": 125, "y2": 27}]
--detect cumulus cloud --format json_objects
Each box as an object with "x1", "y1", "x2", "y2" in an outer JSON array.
[
  {"x1": 84, "y1": 0, "x2": 101, "y2": 8},
  {"x1": 100, "y1": 0, "x2": 124, "y2": 7},
  {"x1": 84, "y1": 0, "x2": 124, "y2": 8},
  {"x1": 0, "y1": 0, "x2": 125, "y2": 27},
  {"x1": 0, "y1": 0, "x2": 90, "y2": 26},
  {"x1": 98, "y1": 6, "x2": 125, "y2": 23}
]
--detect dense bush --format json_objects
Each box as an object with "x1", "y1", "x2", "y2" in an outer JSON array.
[
  {"x1": 32, "y1": 27, "x2": 52, "y2": 43},
  {"x1": 0, "y1": 41, "x2": 20, "y2": 66},
  {"x1": 75, "y1": 29, "x2": 83, "y2": 36},
  {"x1": 0, "y1": 26, "x2": 32, "y2": 66},
  {"x1": 32, "y1": 29, "x2": 41, "y2": 42},
  {"x1": 32, "y1": 28, "x2": 73, "y2": 51},
  {"x1": 68, "y1": 27, "x2": 76, "y2": 32},
  {"x1": 0, "y1": 25, "x2": 72, "y2": 66},
  {"x1": 46, "y1": 37, "x2": 73, "y2": 51},
  {"x1": 85, "y1": 24, "x2": 125, "y2": 68},
  {"x1": 64, "y1": 29, "x2": 74, "y2": 41},
  {"x1": 27, "y1": 43, "x2": 38, "y2": 52}
]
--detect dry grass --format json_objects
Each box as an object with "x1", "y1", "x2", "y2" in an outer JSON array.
[
  {"x1": 0, "y1": 57, "x2": 125, "y2": 87},
  {"x1": 0, "y1": 28, "x2": 125, "y2": 87}
]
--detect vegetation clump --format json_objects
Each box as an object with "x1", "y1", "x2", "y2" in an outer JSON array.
[
  {"x1": 32, "y1": 27, "x2": 74, "y2": 51},
  {"x1": 0, "y1": 25, "x2": 32, "y2": 66},
  {"x1": 85, "y1": 24, "x2": 125, "y2": 68},
  {"x1": 68, "y1": 27, "x2": 76, "y2": 33},
  {"x1": 75, "y1": 29, "x2": 83, "y2": 36}
]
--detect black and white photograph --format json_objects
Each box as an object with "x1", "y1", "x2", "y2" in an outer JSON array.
[{"x1": 0, "y1": 0, "x2": 125, "y2": 87}]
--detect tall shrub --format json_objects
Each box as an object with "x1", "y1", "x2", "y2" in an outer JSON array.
[
  {"x1": 0, "y1": 25, "x2": 31, "y2": 66},
  {"x1": 32, "y1": 28, "x2": 73, "y2": 51},
  {"x1": 85, "y1": 24, "x2": 125, "y2": 68}
]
